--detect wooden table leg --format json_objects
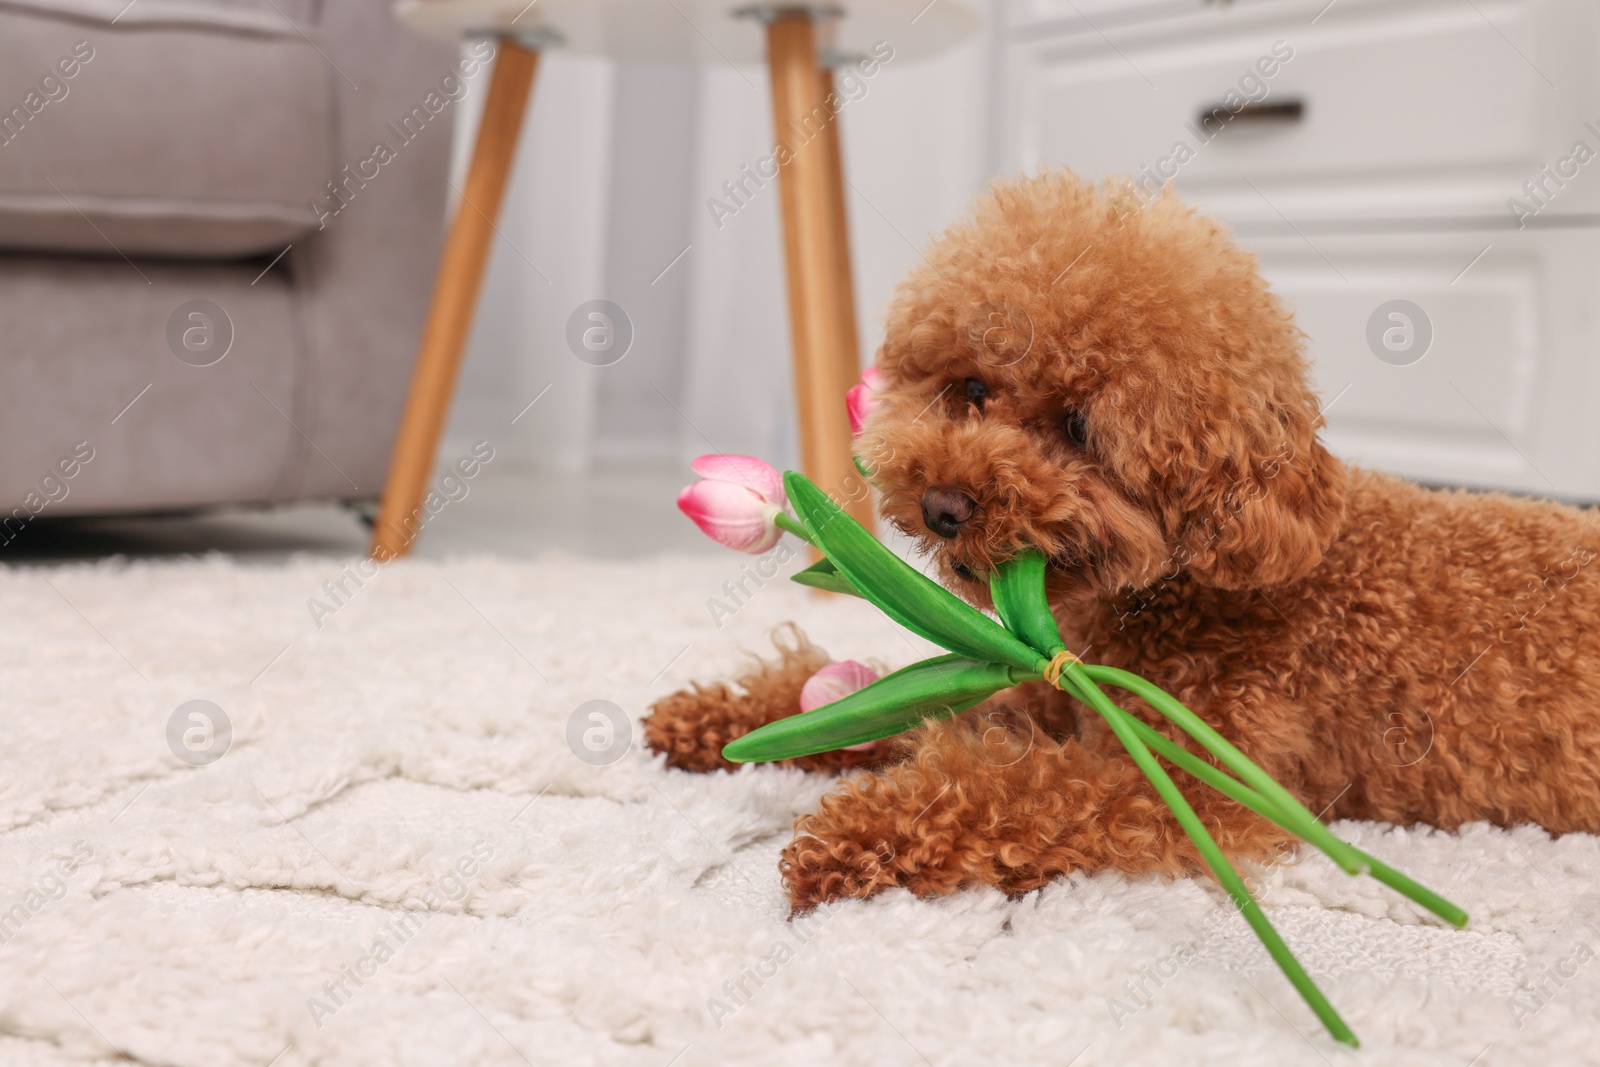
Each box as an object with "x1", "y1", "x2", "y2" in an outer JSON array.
[
  {"x1": 817, "y1": 65, "x2": 863, "y2": 422},
  {"x1": 765, "y1": 15, "x2": 874, "y2": 533},
  {"x1": 369, "y1": 40, "x2": 539, "y2": 560}
]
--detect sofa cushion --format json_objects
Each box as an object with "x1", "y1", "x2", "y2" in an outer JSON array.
[
  {"x1": 0, "y1": 0, "x2": 334, "y2": 258},
  {"x1": 0, "y1": 253, "x2": 302, "y2": 514}
]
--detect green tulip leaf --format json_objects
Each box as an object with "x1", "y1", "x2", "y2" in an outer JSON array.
[
  {"x1": 789, "y1": 558, "x2": 863, "y2": 598},
  {"x1": 989, "y1": 548, "x2": 1066, "y2": 658},
  {"x1": 784, "y1": 472, "x2": 1044, "y2": 672},
  {"x1": 722, "y1": 654, "x2": 1020, "y2": 762}
]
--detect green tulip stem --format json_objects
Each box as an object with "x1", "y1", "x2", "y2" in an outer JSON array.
[
  {"x1": 1080, "y1": 665, "x2": 1367, "y2": 878},
  {"x1": 774, "y1": 512, "x2": 814, "y2": 543},
  {"x1": 1105, "y1": 707, "x2": 1469, "y2": 929},
  {"x1": 1049, "y1": 660, "x2": 1359, "y2": 1047},
  {"x1": 1018, "y1": 658, "x2": 1467, "y2": 929}
]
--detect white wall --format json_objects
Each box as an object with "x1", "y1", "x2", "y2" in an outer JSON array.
[
  {"x1": 444, "y1": 8, "x2": 996, "y2": 474},
  {"x1": 444, "y1": 51, "x2": 616, "y2": 473}
]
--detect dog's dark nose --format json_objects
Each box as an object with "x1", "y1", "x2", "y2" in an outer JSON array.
[{"x1": 921, "y1": 486, "x2": 977, "y2": 538}]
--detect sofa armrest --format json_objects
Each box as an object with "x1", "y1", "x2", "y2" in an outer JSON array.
[{"x1": 283, "y1": 2, "x2": 463, "y2": 502}]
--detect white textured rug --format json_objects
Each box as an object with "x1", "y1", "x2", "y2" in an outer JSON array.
[{"x1": 0, "y1": 553, "x2": 1596, "y2": 1067}]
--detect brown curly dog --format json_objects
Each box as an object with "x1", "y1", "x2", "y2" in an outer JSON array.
[{"x1": 645, "y1": 171, "x2": 1600, "y2": 915}]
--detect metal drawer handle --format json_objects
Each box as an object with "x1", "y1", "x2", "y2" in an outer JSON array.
[{"x1": 1196, "y1": 98, "x2": 1305, "y2": 130}]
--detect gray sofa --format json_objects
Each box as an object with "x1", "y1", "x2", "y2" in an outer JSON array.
[{"x1": 0, "y1": 0, "x2": 456, "y2": 524}]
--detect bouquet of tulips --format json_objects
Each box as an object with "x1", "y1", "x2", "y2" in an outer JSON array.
[{"x1": 677, "y1": 428, "x2": 1465, "y2": 1049}]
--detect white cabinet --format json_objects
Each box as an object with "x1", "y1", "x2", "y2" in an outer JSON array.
[{"x1": 994, "y1": 0, "x2": 1600, "y2": 497}]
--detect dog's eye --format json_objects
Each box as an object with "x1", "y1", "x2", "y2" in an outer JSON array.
[
  {"x1": 1061, "y1": 410, "x2": 1089, "y2": 447},
  {"x1": 964, "y1": 378, "x2": 988, "y2": 409}
]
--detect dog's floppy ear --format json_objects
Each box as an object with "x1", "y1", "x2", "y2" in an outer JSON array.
[{"x1": 1166, "y1": 394, "x2": 1347, "y2": 590}]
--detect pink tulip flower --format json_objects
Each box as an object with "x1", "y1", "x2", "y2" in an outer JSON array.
[
  {"x1": 846, "y1": 366, "x2": 884, "y2": 436},
  {"x1": 677, "y1": 454, "x2": 787, "y2": 554},
  {"x1": 799, "y1": 660, "x2": 881, "y2": 750}
]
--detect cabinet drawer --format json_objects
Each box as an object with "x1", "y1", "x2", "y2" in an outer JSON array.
[
  {"x1": 1240, "y1": 228, "x2": 1600, "y2": 497},
  {"x1": 1004, "y1": 0, "x2": 1275, "y2": 35},
  {"x1": 999, "y1": 0, "x2": 1596, "y2": 223}
]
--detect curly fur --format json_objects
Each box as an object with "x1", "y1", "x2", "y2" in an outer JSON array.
[
  {"x1": 645, "y1": 171, "x2": 1600, "y2": 914},
  {"x1": 643, "y1": 625, "x2": 889, "y2": 775}
]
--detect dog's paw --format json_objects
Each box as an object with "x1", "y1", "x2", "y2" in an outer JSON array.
[
  {"x1": 642, "y1": 624, "x2": 824, "y2": 772},
  {"x1": 642, "y1": 624, "x2": 893, "y2": 774},
  {"x1": 644, "y1": 680, "x2": 893, "y2": 773},
  {"x1": 780, "y1": 830, "x2": 906, "y2": 912},
  {"x1": 778, "y1": 767, "x2": 971, "y2": 912},
  {"x1": 642, "y1": 682, "x2": 745, "y2": 772}
]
